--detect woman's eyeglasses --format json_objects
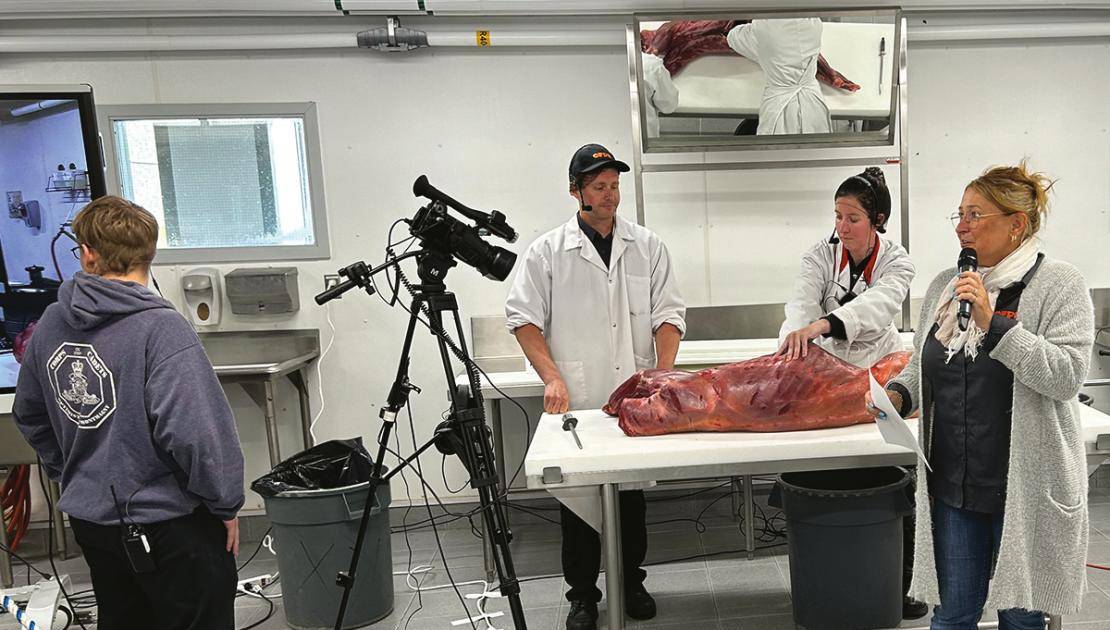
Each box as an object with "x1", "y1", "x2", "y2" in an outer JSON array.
[{"x1": 948, "y1": 210, "x2": 1006, "y2": 228}]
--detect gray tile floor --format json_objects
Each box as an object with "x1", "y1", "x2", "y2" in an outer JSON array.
[{"x1": 8, "y1": 470, "x2": 1110, "y2": 630}]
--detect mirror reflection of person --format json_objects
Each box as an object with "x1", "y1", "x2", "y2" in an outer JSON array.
[
  {"x1": 726, "y1": 18, "x2": 832, "y2": 135},
  {"x1": 641, "y1": 52, "x2": 679, "y2": 138}
]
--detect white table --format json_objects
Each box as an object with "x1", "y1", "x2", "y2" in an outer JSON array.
[
  {"x1": 668, "y1": 22, "x2": 897, "y2": 119},
  {"x1": 457, "y1": 334, "x2": 916, "y2": 493},
  {"x1": 523, "y1": 405, "x2": 1110, "y2": 630}
]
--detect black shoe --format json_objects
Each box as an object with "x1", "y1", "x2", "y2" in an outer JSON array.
[
  {"x1": 903, "y1": 596, "x2": 929, "y2": 620},
  {"x1": 566, "y1": 600, "x2": 598, "y2": 630},
  {"x1": 625, "y1": 586, "x2": 657, "y2": 620}
]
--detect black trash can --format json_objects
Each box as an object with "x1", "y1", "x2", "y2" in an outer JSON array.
[{"x1": 776, "y1": 467, "x2": 912, "y2": 630}]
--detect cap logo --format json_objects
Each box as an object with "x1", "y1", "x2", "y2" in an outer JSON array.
[{"x1": 592, "y1": 152, "x2": 612, "y2": 159}]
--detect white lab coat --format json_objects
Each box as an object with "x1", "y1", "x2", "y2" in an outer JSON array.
[
  {"x1": 642, "y1": 53, "x2": 680, "y2": 138},
  {"x1": 505, "y1": 214, "x2": 686, "y2": 411},
  {"x1": 726, "y1": 18, "x2": 832, "y2": 135},
  {"x1": 778, "y1": 235, "x2": 915, "y2": 368}
]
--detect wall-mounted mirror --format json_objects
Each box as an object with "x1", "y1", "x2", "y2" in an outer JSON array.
[{"x1": 632, "y1": 9, "x2": 902, "y2": 153}]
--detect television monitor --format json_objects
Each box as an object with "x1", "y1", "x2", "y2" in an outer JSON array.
[{"x1": 0, "y1": 84, "x2": 106, "y2": 397}]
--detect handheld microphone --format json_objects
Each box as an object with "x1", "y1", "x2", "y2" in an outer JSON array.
[{"x1": 957, "y1": 247, "x2": 978, "y2": 331}]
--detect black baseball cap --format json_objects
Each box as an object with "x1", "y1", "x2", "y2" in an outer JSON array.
[{"x1": 568, "y1": 143, "x2": 630, "y2": 184}]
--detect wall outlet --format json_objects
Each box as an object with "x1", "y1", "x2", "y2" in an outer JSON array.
[{"x1": 324, "y1": 274, "x2": 341, "y2": 290}]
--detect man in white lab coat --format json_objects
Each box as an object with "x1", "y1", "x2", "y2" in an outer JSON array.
[
  {"x1": 726, "y1": 18, "x2": 832, "y2": 135},
  {"x1": 505, "y1": 143, "x2": 686, "y2": 630}
]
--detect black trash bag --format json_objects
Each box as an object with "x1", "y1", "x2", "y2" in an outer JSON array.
[{"x1": 251, "y1": 438, "x2": 374, "y2": 498}]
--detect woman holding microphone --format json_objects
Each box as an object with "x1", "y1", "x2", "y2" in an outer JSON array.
[{"x1": 870, "y1": 162, "x2": 1095, "y2": 629}]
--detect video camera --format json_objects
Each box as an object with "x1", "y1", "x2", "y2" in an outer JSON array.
[{"x1": 408, "y1": 176, "x2": 517, "y2": 281}]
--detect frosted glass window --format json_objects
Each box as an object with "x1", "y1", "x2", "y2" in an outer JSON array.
[
  {"x1": 101, "y1": 103, "x2": 328, "y2": 263},
  {"x1": 113, "y1": 116, "x2": 313, "y2": 250}
]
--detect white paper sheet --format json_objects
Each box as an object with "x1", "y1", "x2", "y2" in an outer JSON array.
[{"x1": 868, "y1": 369, "x2": 932, "y2": 472}]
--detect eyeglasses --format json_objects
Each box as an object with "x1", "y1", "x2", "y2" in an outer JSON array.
[
  {"x1": 70, "y1": 245, "x2": 82, "y2": 260},
  {"x1": 948, "y1": 211, "x2": 1006, "y2": 228}
]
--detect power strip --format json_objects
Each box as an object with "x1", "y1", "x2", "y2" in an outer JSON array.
[{"x1": 237, "y1": 573, "x2": 277, "y2": 594}]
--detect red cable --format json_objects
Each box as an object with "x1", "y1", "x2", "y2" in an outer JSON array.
[
  {"x1": 1088, "y1": 563, "x2": 1110, "y2": 571},
  {"x1": 1, "y1": 465, "x2": 32, "y2": 550}
]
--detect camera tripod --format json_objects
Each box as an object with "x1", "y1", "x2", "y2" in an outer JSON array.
[{"x1": 326, "y1": 250, "x2": 526, "y2": 630}]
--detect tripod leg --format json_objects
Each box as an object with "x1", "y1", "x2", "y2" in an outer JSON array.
[
  {"x1": 421, "y1": 295, "x2": 527, "y2": 630},
  {"x1": 483, "y1": 530, "x2": 497, "y2": 585},
  {"x1": 602, "y1": 484, "x2": 626, "y2": 630},
  {"x1": 334, "y1": 302, "x2": 424, "y2": 630}
]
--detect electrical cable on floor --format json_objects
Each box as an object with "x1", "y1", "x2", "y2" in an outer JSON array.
[
  {"x1": 36, "y1": 460, "x2": 89, "y2": 630},
  {"x1": 237, "y1": 589, "x2": 275, "y2": 630},
  {"x1": 0, "y1": 540, "x2": 55, "y2": 581},
  {"x1": 237, "y1": 527, "x2": 273, "y2": 573},
  {"x1": 508, "y1": 540, "x2": 792, "y2": 586},
  {"x1": 405, "y1": 405, "x2": 478, "y2": 630}
]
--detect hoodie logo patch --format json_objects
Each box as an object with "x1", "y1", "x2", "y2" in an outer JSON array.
[{"x1": 48, "y1": 343, "x2": 117, "y2": 429}]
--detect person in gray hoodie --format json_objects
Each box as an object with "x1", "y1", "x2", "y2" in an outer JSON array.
[{"x1": 13, "y1": 195, "x2": 245, "y2": 630}]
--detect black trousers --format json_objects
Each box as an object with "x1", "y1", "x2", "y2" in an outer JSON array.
[
  {"x1": 560, "y1": 489, "x2": 648, "y2": 603},
  {"x1": 70, "y1": 507, "x2": 237, "y2": 630}
]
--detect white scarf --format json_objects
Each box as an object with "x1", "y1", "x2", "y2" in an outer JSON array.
[{"x1": 933, "y1": 237, "x2": 1040, "y2": 362}]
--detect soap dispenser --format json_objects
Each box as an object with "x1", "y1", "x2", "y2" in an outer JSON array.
[{"x1": 181, "y1": 268, "x2": 221, "y2": 327}]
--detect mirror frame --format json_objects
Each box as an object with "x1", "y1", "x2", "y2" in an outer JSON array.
[{"x1": 631, "y1": 8, "x2": 904, "y2": 153}]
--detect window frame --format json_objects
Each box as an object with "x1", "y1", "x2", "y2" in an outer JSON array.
[{"x1": 98, "y1": 102, "x2": 330, "y2": 264}]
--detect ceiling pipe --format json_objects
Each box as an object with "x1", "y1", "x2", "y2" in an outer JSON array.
[{"x1": 0, "y1": 20, "x2": 1107, "y2": 54}]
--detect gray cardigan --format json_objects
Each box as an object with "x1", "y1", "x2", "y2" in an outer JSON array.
[{"x1": 889, "y1": 256, "x2": 1095, "y2": 615}]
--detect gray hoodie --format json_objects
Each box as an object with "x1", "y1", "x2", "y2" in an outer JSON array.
[{"x1": 13, "y1": 272, "x2": 245, "y2": 524}]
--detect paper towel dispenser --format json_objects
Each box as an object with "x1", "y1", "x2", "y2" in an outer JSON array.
[{"x1": 225, "y1": 267, "x2": 299, "y2": 315}]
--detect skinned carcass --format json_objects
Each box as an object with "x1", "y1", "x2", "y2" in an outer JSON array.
[{"x1": 604, "y1": 346, "x2": 909, "y2": 436}]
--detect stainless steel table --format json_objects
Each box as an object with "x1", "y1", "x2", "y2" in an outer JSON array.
[{"x1": 200, "y1": 329, "x2": 320, "y2": 467}]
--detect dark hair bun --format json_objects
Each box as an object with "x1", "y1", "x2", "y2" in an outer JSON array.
[{"x1": 862, "y1": 166, "x2": 886, "y2": 187}]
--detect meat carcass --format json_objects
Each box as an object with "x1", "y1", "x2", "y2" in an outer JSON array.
[
  {"x1": 640, "y1": 20, "x2": 860, "y2": 92},
  {"x1": 603, "y1": 347, "x2": 910, "y2": 436}
]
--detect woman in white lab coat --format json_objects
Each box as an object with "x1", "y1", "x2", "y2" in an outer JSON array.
[
  {"x1": 780, "y1": 168, "x2": 926, "y2": 621},
  {"x1": 726, "y1": 18, "x2": 832, "y2": 135},
  {"x1": 778, "y1": 167, "x2": 915, "y2": 369}
]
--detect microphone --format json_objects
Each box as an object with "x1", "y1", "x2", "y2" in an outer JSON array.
[
  {"x1": 827, "y1": 229, "x2": 839, "y2": 245},
  {"x1": 578, "y1": 182, "x2": 592, "y2": 212},
  {"x1": 957, "y1": 247, "x2": 978, "y2": 331}
]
